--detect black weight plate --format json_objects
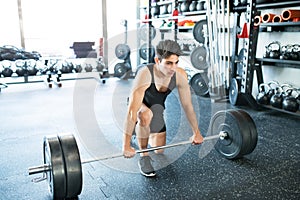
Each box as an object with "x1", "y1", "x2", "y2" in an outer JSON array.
[
  {"x1": 115, "y1": 44, "x2": 130, "y2": 60},
  {"x1": 189, "y1": 72, "x2": 209, "y2": 97},
  {"x1": 237, "y1": 48, "x2": 246, "y2": 76},
  {"x1": 229, "y1": 78, "x2": 244, "y2": 106},
  {"x1": 229, "y1": 78, "x2": 238, "y2": 105},
  {"x1": 58, "y1": 134, "x2": 83, "y2": 199},
  {"x1": 229, "y1": 110, "x2": 253, "y2": 156},
  {"x1": 138, "y1": 24, "x2": 156, "y2": 41},
  {"x1": 114, "y1": 62, "x2": 131, "y2": 79},
  {"x1": 139, "y1": 43, "x2": 155, "y2": 60},
  {"x1": 193, "y1": 20, "x2": 207, "y2": 44},
  {"x1": 190, "y1": 46, "x2": 208, "y2": 70},
  {"x1": 114, "y1": 63, "x2": 127, "y2": 78},
  {"x1": 43, "y1": 135, "x2": 66, "y2": 199},
  {"x1": 235, "y1": 110, "x2": 258, "y2": 155},
  {"x1": 212, "y1": 110, "x2": 245, "y2": 159}
]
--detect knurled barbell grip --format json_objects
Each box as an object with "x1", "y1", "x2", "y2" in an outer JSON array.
[{"x1": 28, "y1": 132, "x2": 227, "y2": 175}]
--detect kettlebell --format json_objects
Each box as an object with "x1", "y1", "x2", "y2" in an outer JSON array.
[
  {"x1": 85, "y1": 64, "x2": 93, "y2": 72},
  {"x1": 1, "y1": 60, "x2": 14, "y2": 77},
  {"x1": 74, "y1": 64, "x2": 82, "y2": 73},
  {"x1": 270, "y1": 86, "x2": 283, "y2": 109},
  {"x1": 256, "y1": 83, "x2": 270, "y2": 105},
  {"x1": 2, "y1": 67, "x2": 13, "y2": 77},
  {"x1": 189, "y1": 1, "x2": 197, "y2": 12},
  {"x1": 160, "y1": 4, "x2": 168, "y2": 15},
  {"x1": 152, "y1": 5, "x2": 160, "y2": 16},
  {"x1": 267, "y1": 81, "x2": 279, "y2": 102},
  {"x1": 203, "y1": 1, "x2": 207, "y2": 9},
  {"x1": 196, "y1": 1, "x2": 204, "y2": 11},
  {"x1": 60, "y1": 61, "x2": 71, "y2": 74},
  {"x1": 26, "y1": 59, "x2": 39, "y2": 75},
  {"x1": 181, "y1": 0, "x2": 190, "y2": 12},
  {"x1": 294, "y1": 44, "x2": 300, "y2": 61},
  {"x1": 96, "y1": 61, "x2": 105, "y2": 72},
  {"x1": 282, "y1": 88, "x2": 299, "y2": 112},
  {"x1": 15, "y1": 60, "x2": 26, "y2": 76},
  {"x1": 279, "y1": 45, "x2": 292, "y2": 60},
  {"x1": 290, "y1": 44, "x2": 300, "y2": 60},
  {"x1": 264, "y1": 41, "x2": 281, "y2": 59},
  {"x1": 269, "y1": 41, "x2": 281, "y2": 59}
]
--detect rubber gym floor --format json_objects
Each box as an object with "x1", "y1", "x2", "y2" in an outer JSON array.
[{"x1": 0, "y1": 75, "x2": 299, "y2": 200}]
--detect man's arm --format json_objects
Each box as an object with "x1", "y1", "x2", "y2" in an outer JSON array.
[
  {"x1": 122, "y1": 67, "x2": 151, "y2": 157},
  {"x1": 176, "y1": 67, "x2": 204, "y2": 144}
]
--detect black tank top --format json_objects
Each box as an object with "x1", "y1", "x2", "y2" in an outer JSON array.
[{"x1": 142, "y1": 64, "x2": 176, "y2": 109}]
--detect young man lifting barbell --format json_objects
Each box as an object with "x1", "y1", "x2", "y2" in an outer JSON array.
[{"x1": 122, "y1": 39, "x2": 204, "y2": 177}]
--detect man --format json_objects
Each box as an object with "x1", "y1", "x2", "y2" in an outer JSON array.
[{"x1": 122, "y1": 39, "x2": 204, "y2": 177}]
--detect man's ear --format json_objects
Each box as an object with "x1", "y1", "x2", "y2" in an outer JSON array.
[{"x1": 154, "y1": 57, "x2": 160, "y2": 64}]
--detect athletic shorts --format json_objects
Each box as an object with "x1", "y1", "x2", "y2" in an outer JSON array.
[{"x1": 149, "y1": 104, "x2": 166, "y2": 133}]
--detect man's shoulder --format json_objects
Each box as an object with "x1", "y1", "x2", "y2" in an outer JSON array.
[
  {"x1": 176, "y1": 67, "x2": 188, "y2": 77},
  {"x1": 137, "y1": 64, "x2": 151, "y2": 75},
  {"x1": 175, "y1": 67, "x2": 189, "y2": 87},
  {"x1": 134, "y1": 65, "x2": 152, "y2": 85}
]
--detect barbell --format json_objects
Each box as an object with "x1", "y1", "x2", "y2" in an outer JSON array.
[{"x1": 28, "y1": 109, "x2": 258, "y2": 200}]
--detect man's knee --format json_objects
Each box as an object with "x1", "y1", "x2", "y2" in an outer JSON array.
[{"x1": 137, "y1": 109, "x2": 153, "y2": 127}]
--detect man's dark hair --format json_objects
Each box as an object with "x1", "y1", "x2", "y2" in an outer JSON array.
[{"x1": 156, "y1": 39, "x2": 182, "y2": 61}]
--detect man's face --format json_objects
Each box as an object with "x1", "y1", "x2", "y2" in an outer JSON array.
[{"x1": 156, "y1": 54, "x2": 179, "y2": 77}]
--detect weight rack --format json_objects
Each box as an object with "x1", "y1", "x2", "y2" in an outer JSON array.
[{"x1": 230, "y1": 0, "x2": 264, "y2": 108}]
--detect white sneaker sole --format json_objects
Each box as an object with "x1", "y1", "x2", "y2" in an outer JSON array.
[{"x1": 138, "y1": 162, "x2": 156, "y2": 177}]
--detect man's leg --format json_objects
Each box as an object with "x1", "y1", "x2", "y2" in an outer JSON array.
[
  {"x1": 149, "y1": 132, "x2": 166, "y2": 154},
  {"x1": 135, "y1": 104, "x2": 156, "y2": 177},
  {"x1": 135, "y1": 104, "x2": 153, "y2": 156}
]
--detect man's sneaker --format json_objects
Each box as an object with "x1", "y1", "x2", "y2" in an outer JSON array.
[{"x1": 138, "y1": 156, "x2": 156, "y2": 177}]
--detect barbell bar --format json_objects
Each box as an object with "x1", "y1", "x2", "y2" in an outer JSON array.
[
  {"x1": 28, "y1": 109, "x2": 258, "y2": 199},
  {"x1": 28, "y1": 132, "x2": 226, "y2": 176}
]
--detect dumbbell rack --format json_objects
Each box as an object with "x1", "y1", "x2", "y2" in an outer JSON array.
[
  {"x1": 0, "y1": 73, "x2": 107, "y2": 92},
  {"x1": 0, "y1": 59, "x2": 108, "y2": 92}
]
